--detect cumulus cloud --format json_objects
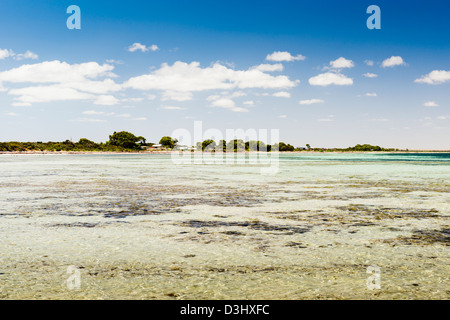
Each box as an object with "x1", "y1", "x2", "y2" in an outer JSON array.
[
  {"x1": 415, "y1": 70, "x2": 450, "y2": 85},
  {"x1": 266, "y1": 51, "x2": 306, "y2": 62},
  {"x1": 365, "y1": 60, "x2": 374, "y2": 66},
  {"x1": 94, "y1": 95, "x2": 119, "y2": 105},
  {"x1": 309, "y1": 72, "x2": 353, "y2": 86},
  {"x1": 211, "y1": 98, "x2": 235, "y2": 109},
  {"x1": 365, "y1": 93, "x2": 377, "y2": 97},
  {"x1": 128, "y1": 43, "x2": 159, "y2": 52},
  {"x1": 0, "y1": 49, "x2": 14, "y2": 60},
  {"x1": 0, "y1": 60, "x2": 117, "y2": 84},
  {"x1": 161, "y1": 106, "x2": 187, "y2": 110},
  {"x1": 423, "y1": 101, "x2": 439, "y2": 107},
  {"x1": 299, "y1": 99, "x2": 324, "y2": 105},
  {"x1": 161, "y1": 91, "x2": 193, "y2": 101},
  {"x1": 208, "y1": 96, "x2": 249, "y2": 113},
  {"x1": 0, "y1": 60, "x2": 121, "y2": 106},
  {"x1": 243, "y1": 100, "x2": 254, "y2": 105},
  {"x1": 15, "y1": 50, "x2": 39, "y2": 61},
  {"x1": 328, "y1": 57, "x2": 354, "y2": 69},
  {"x1": 363, "y1": 73, "x2": 378, "y2": 78},
  {"x1": 252, "y1": 64, "x2": 284, "y2": 72},
  {"x1": 9, "y1": 85, "x2": 95, "y2": 104},
  {"x1": 381, "y1": 56, "x2": 406, "y2": 68},
  {"x1": 273, "y1": 91, "x2": 291, "y2": 98},
  {"x1": 124, "y1": 61, "x2": 298, "y2": 101},
  {"x1": 82, "y1": 110, "x2": 105, "y2": 115},
  {"x1": 0, "y1": 49, "x2": 39, "y2": 61}
]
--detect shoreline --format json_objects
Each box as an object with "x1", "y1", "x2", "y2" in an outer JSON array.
[{"x1": 0, "y1": 150, "x2": 449, "y2": 155}]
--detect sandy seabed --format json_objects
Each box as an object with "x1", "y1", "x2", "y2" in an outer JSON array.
[{"x1": 0, "y1": 153, "x2": 448, "y2": 300}]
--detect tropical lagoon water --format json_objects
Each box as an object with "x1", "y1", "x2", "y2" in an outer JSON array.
[{"x1": 0, "y1": 153, "x2": 448, "y2": 299}]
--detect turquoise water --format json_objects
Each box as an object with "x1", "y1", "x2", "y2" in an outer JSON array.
[{"x1": 0, "y1": 153, "x2": 448, "y2": 299}]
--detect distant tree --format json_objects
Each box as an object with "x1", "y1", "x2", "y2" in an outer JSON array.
[
  {"x1": 275, "y1": 142, "x2": 295, "y2": 152},
  {"x1": 202, "y1": 139, "x2": 216, "y2": 151},
  {"x1": 159, "y1": 136, "x2": 178, "y2": 149},
  {"x1": 108, "y1": 131, "x2": 142, "y2": 149},
  {"x1": 137, "y1": 136, "x2": 147, "y2": 146},
  {"x1": 348, "y1": 144, "x2": 383, "y2": 152},
  {"x1": 246, "y1": 140, "x2": 267, "y2": 151},
  {"x1": 227, "y1": 139, "x2": 245, "y2": 152},
  {"x1": 306, "y1": 144, "x2": 311, "y2": 150},
  {"x1": 77, "y1": 138, "x2": 98, "y2": 149},
  {"x1": 217, "y1": 140, "x2": 227, "y2": 152}
]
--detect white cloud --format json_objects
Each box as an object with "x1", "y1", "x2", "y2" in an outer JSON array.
[
  {"x1": 15, "y1": 50, "x2": 39, "y2": 61},
  {"x1": 106, "y1": 59, "x2": 123, "y2": 65},
  {"x1": 122, "y1": 97, "x2": 144, "y2": 102},
  {"x1": 94, "y1": 95, "x2": 119, "y2": 105},
  {"x1": 0, "y1": 60, "x2": 121, "y2": 106},
  {"x1": 230, "y1": 107, "x2": 249, "y2": 113},
  {"x1": 0, "y1": 49, "x2": 14, "y2": 60},
  {"x1": 161, "y1": 90, "x2": 193, "y2": 101},
  {"x1": 309, "y1": 72, "x2": 353, "y2": 86},
  {"x1": 381, "y1": 56, "x2": 406, "y2": 68},
  {"x1": 161, "y1": 106, "x2": 186, "y2": 110},
  {"x1": 266, "y1": 51, "x2": 306, "y2": 62},
  {"x1": 0, "y1": 60, "x2": 116, "y2": 84},
  {"x1": 211, "y1": 98, "x2": 235, "y2": 109},
  {"x1": 128, "y1": 43, "x2": 159, "y2": 52},
  {"x1": 0, "y1": 49, "x2": 38, "y2": 61},
  {"x1": 299, "y1": 99, "x2": 324, "y2": 105},
  {"x1": 82, "y1": 110, "x2": 104, "y2": 115},
  {"x1": 5, "y1": 112, "x2": 19, "y2": 116},
  {"x1": 415, "y1": 70, "x2": 450, "y2": 85},
  {"x1": 230, "y1": 91, "x2": 247, "y2": 98},
  {"x1": 278, "y1": 115, "x2": 287, "y2": 119},
  {"x1": 252, "y1": 64, "x2": 284, "y2": 72},
  {"x1": 132, "y1": 117, "x2": 148, "y2": 121},
  {"x1": 273, "y1": 91, "x2": 291, "y2": 98},
  {"x1": 124, "y1": 61, "x2": 298, "y2": 100},
  {"x1": 423, "y1": 101, "x2": 439, "y2": 107},
  {"x1": 365, "y1": 60, "x2": 374, "y2": 66},
  {"x1": 206, "y1": 94, "x2": 221, "y2": 101},
  {"x1": 363, "y1": 73, "x2": 378, "y2": 78},
  {"x1": 437, "y1": 115, "x2": 449, "y2": 120},
  {"x1": 116, "y1": 113, "x2": 132, "y2": 118},
  {"x1": 9, "y1": 85, "x2": 95, "y2": 104},
  {"x1": 329, "y1": 57, "x2": 354, "y2": 69},
  {"x1": 243, "y1": 100, "x2": 254, "y2": 105},
  {"x1": 365, "y1": 93, "x2": 377, "y2": 97}
]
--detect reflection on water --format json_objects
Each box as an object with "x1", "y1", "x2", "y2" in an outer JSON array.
[{"x1": 0, "y1": 153, "x2": 449, "y2": 299}]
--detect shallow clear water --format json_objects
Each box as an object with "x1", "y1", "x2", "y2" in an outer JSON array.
[{"x1": 0, "y1": 153, "x2": 449, "y2": 299}]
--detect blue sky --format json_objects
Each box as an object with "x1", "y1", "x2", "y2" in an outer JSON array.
[{"x1": 0, "y1": 0, "x2": 449, "y2": 149}]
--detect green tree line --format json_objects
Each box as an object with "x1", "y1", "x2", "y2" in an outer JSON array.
[{"x1": 0, "y1": 131, "x2": 393, "y2": 153}]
